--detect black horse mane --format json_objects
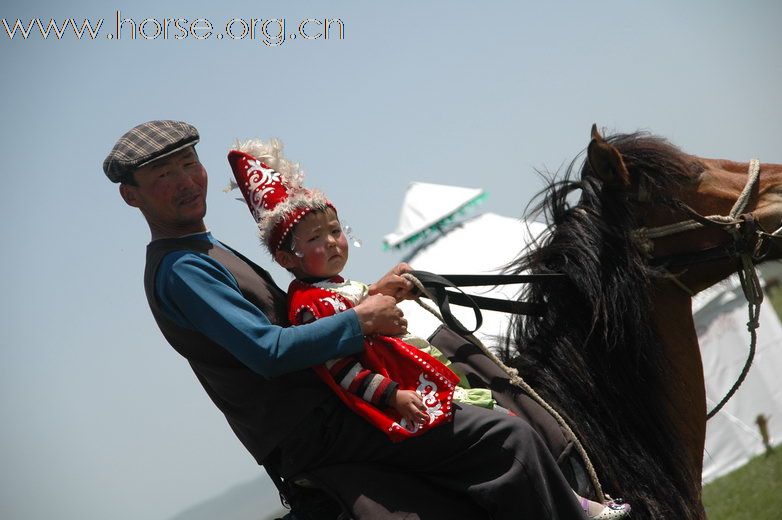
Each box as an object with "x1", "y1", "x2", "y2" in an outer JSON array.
[{"x1": 505, "y1": 132, "x2": 704, "y2": 519}]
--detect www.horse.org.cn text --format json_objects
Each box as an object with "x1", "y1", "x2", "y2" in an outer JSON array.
[{"x1": 2, "y1": 11, "x2": 345, "y2": 46}]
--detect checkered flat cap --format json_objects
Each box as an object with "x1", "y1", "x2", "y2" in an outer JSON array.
[{"x1": 103, "y1": 120, "x2": 200, "y2": 182}]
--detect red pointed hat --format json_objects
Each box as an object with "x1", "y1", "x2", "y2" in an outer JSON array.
[{"x1": 227, "y1": 138, "x2": 333, "y2": 253}]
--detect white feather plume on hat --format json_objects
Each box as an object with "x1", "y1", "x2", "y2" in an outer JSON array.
[{"x1": 231, "y1": 137, "x2": 304, "y2": 189}]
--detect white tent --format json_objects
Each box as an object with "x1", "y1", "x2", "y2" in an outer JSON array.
[
  {"x1": 389, "y1": 182, "x2": 782, "y2": 484},
  {"x1": 694, "y1": 278, "x2": 782, "y2": 482},
  {"x1": 383, "y1": 182, "x2": 488, "y2": 250}
]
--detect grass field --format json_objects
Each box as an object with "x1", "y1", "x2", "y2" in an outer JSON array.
[{"x1": 702, "y1": 451, "x2": 781, "y2": 519}]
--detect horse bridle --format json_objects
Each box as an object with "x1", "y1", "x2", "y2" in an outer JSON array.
[{"x1": 631, "y1": 159, "x2": 782, "y2": 418}]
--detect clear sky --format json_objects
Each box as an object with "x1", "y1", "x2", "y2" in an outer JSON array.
[{"x1": 1, "y1": 1, "x2": 780, "y2": 519}]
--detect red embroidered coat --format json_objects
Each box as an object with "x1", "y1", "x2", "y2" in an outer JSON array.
[{"x1": 288, "y1": 277, "x2": 460, "y2": 442}]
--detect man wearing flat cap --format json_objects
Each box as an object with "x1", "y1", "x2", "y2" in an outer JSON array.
[{"x1": 105, "y1": 120, "x2": 588, "y2": 519}]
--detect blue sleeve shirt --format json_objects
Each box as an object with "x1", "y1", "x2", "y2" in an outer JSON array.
[{"x1": 154, "y1": 232, "x2": 365, "y2": 378}]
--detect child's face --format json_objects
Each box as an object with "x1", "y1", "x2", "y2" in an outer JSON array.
[{"x1": 280, "y1": 208, "x2": 349, "y2": 279}]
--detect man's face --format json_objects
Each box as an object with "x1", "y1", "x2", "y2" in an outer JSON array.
[{"x1": 120, "y1": 147, "x2": 208, "y2": 234}]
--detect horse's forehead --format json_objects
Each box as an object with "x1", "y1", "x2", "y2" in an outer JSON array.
[
  {"x1": 699, "y1": 157, "x2": 782, "y2": 175},
  {"x1": 684, "y1": 158, "x2": 781, "y2": 204},
  {"x1": 700, "y1": 159, "x2": 782, "y2": 205}
]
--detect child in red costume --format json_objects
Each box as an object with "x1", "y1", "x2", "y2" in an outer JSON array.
[{"x1": 226, "y1": 138, "x2": 460, "y2": 441}]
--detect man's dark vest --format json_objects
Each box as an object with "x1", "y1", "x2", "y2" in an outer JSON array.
[{"x1": 143, "y1": 237, "x2": 331, "y2": 464}]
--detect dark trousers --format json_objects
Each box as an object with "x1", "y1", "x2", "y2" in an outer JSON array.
[{"x1": 279, "y1": 397, "x2": 588, "y2": 520}]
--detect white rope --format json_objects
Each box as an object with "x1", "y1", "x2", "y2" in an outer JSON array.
[
  {"x1": 403, "y1": 273, "x2": 607, "y2": 503},
  {"x1": 729, "y1": 159, "x2": 761, "y2": 218}
]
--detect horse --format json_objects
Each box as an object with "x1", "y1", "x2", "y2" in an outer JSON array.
[{"x1": 504, "y1": 125, "x2": 782, "y2": 519}]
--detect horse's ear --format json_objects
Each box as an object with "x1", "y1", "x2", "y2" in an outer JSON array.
[{"x1": 587, "y1": 124, "x2": 630, "y2": 187}]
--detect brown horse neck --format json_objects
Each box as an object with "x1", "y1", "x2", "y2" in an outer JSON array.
[{"x1": 650, "y1": 281, "x2": 706, "y2": 501}]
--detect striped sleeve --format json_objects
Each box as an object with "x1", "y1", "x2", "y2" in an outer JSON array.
[{"x1": 325, "y1": 357, "x2": 399, "y2": 407}]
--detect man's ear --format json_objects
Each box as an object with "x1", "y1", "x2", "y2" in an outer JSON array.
[
  {"x1": 274, "y1": 249, "x2": 298, "y2": 269},
  {"x1": 119, "y1": 184, "x2": 141, "y2": 208}
]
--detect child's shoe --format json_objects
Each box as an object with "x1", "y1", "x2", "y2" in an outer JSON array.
[{"x1": 581, "y1": 496, "x2": 631, "y2": 519}]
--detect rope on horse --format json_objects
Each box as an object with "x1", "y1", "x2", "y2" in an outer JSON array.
[
  {"x1": 704, "y1": 163, "x2": 765, "y2": 416},
  {"x1": 402, "y1": 273, "x2": 607, "y2": 503},
  {"x1": 706, "y1": 251, "x2": 762, "y2": 419}
]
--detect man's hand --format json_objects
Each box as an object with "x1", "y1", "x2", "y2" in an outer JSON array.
[
  {"x1": 353, "y1": 294, "x2": 408, "y2": 336},
  {"x1": 369, "y1": 263, "x2": 418, "y2": 302},
  {"x1": 391, "y1": 389, "x2": 428, "y2": 425}
]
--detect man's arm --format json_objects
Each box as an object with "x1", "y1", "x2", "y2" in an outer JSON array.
[{"x1": 158, "y1": 253, "x2": 404, "y2": 377}]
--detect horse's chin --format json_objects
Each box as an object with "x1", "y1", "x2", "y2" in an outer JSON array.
[{"x1": 673, "y1": 262, "x2": 746, "y2": 295}]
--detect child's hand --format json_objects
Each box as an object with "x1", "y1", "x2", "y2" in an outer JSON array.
[
  {"x1": 369, "y1": 263, "x2": 417, "y2": 302},
  {"x1": 392, "y1": 389, "x2": 429, "y2": 425}
]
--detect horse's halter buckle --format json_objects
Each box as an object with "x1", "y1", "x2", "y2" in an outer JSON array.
[{"x1": 733, "y1": 214, "x2": 772, "y2": 262}]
